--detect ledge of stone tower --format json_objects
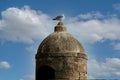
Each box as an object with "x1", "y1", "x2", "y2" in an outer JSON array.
[{"x1": 54, "y1": 22, "x2": 67, "y2": 32}]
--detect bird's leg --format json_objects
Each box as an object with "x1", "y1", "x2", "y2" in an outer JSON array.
[{"x1": 59, "y1": 19, "x2": 62, "y2": 22}]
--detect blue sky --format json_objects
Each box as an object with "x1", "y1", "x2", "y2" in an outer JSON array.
[{"x1": 0, "y1": 0, "x2": 120, "y2": 80}]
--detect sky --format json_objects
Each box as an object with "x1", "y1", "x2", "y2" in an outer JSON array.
[{"x1": 1, "y1": 0, "x2": 120, "y2": 80}]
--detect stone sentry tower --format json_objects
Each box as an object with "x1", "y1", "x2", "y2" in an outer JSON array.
[{"x1": 35, "y1": 17, "x2": 87, "y2": 80}]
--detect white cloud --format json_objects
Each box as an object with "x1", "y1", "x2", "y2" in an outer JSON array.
[
  {"x1": 0, "y1": 6, "x2": 120, "y2": 46},
  {"x1": 0, "y1": 6, "x2": 53, "y2": 44},
  {"x1": 0, "y1": 61, "x2": 11, "y2": 69},
  {"x1": 88, "y1": 58, "x2": 120, "y2": 78},
  {"x1": 67, "y1": 15, "x2": 120, "y2": 44},
  {"x1": 78, "y1": 12, "x2": 104, "y2": 19}
]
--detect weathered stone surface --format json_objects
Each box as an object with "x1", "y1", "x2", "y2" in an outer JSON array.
[
  {"x1": 36, "y1": 22, "x2": 87, "y2": 80},
  {"x1": 37, "y1": 32, "x2": 85, "y2": 54}
]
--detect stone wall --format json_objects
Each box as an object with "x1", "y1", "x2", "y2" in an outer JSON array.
[{"x1": 36, "y1": 52, "x2": 87, "y2": 80}]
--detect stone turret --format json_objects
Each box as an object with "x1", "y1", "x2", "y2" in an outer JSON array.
[{"x1": 35, "y1": 22, "x2": 87, "y2": 80}]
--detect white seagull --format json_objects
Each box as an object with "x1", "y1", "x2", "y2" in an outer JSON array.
[{"x1": 53, "y1": 14, "x2": 65, "y2": 22}]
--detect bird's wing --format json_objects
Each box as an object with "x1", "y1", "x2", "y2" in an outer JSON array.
[{"x1": 53, "y1": 15, "x2": 63, "y2": 20}]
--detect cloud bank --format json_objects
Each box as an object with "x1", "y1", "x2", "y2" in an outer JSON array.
[
  {"x1": 0, "y1": 6, "x2": 120, "y2": 45},
  {"x1": 88, "y1": 58, "x2": 120, "y2": 79},
  {"x1": 67, "y1": 13, "x2": 120, "y2": 44},
  {"x1": 0, "y1": 6, "x2": 53, "y2": 44}
]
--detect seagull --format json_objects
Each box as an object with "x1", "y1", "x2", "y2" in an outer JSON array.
[{"x1": 53, "y1": 14, "x2": 65, "y2": 22}]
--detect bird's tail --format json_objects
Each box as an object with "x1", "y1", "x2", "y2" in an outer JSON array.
[{"x1": 53, "y1": 18, "x2": 56, "y2": 20}]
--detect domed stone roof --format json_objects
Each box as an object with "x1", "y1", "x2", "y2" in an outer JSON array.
[{"x1": 37, "y1": 22, "x2": 85, "y2": 54}]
